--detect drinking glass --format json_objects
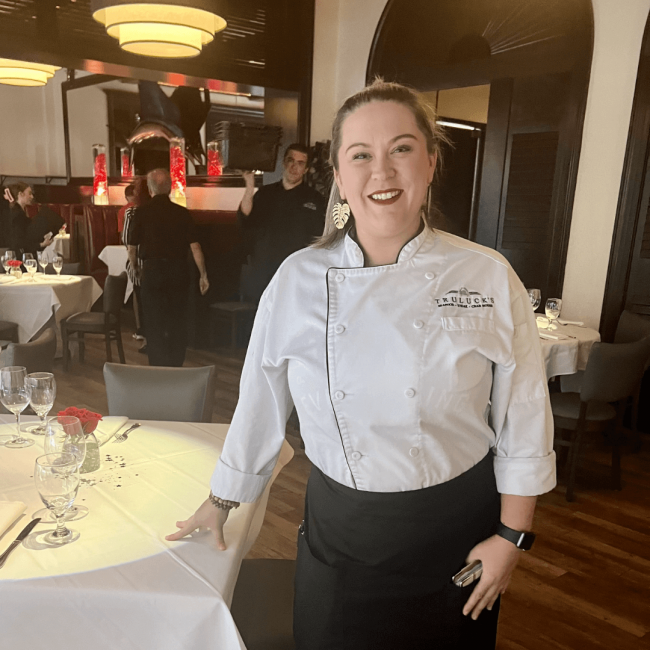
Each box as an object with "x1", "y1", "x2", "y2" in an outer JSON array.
[
  {"x1": 0, "y1": 366, "x2": 34, "y2": 448},
  {"x1": 25, "y1": 372, "x2": 56, "y2": 435},
  {"x1": 545, "y1": 298, "x2": 562, "y2": 330},
  {"x1": 23, "y1": 252, "x2": 34, "y2": 263},
  {"x1": 37, "y1": 250, "x2": 48, "y2": 273},
  {"x1": 24, "y1": 258, "x2": 37, "y2": 281},
  {"x1": 37, "y1": 417, "x2": 89, "y2": 522},
  {"x1": 53, "y1": 255, "x2": 63, "y2": 276},
  {"x1": 527, "y1": 289, "x2": 541, "y2": 311},
  {"x1": 2, "y1": 250, "x2": 14, "y2": 274},
  {"x1": 34, "y1": 453, "x2": 80, "y2": 545}
]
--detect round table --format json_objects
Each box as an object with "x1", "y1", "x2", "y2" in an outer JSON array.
[
  {"x1": 537, "y1": 318, "x2": 600, "y2": 379},
  {"x1": 98, "y1": 245, "x2": 133, "y2": 302},
  {"x1": 0, "y1": 417, "x2": 294, "y2": 650}
]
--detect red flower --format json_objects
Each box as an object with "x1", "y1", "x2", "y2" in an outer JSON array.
[
  {"x1": 7, "y1": 260, "x2": 21, "y2": 268},
  {"x1": 58, "y1": 406, "x2": 103, "y2": 434}
]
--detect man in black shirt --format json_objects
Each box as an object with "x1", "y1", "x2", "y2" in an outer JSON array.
[
  {"x1": 128, "y1": 169, "x2": 209, "y2": 367},
  {"x1": 239, "y1": 143, "x2": 326, "y2": 301}
]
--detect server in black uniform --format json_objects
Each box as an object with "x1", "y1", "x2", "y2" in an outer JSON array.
[
  {"x1": 5, "y1": 183, "x2": 53, "y2": 258},
  {"x1": 167, "y1": 82, "x2": 555, "y2": 649},
  {"x1": 128, "y1": 169, "x2": 209, "y2": 367},
  {"x1": 238, "y1": 143, "x2": 326, "y2": 301}
]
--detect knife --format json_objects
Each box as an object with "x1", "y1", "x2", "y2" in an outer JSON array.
[{"x1": 0, "y1": 518, "x2": 41, "y2": 569}]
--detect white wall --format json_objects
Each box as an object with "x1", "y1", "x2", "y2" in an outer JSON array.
[
  {"x1": 561, "y1": 0, "x2": 650, "y2": 326},
  {"x1": 311, "y1": 0, "x2": 650, "y2": 328}
]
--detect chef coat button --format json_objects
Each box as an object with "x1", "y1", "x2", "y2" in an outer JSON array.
[
  {"x1": 405, "y1": 388, "x2": 416, "y2": 398},
  {"x1": 335, "y1": 324, "x2": 346, "y2": 334},
  {"x1": 409, "y1": 447, "x2": 420, "y2": 457},
  {"x1": 413, "y1": 320, "x2": 424, "y2": 329},
  {"x1": 351, "y1": 451, "x2": 362, "y2": 461},
  {"x1": 425, "y1": 272, "x2": 435, "y2": 280},
  {"x1": 334, "y1": 390, "x2": 345, "y2": 400},
  {"x1": 335, "y1": 273, "x2": 345, "y2": 282}
]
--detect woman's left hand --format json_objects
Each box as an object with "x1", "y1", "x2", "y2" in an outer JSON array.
[{"x1": 462, "y1": 535, "x2": 521, "y2": 620}]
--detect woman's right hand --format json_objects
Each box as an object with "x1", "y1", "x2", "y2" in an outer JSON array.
[{"x1": 165, "y1": 499, "x2": 231, "y2": 550}]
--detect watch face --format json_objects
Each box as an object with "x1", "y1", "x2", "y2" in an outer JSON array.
[{"x1": 518, "y1": 532, "x2": 536, "y2": 551}]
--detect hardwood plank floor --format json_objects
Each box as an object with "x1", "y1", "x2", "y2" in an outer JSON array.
[{"x1": 48, "y1": 315, "x2": 650, "y2": 650}]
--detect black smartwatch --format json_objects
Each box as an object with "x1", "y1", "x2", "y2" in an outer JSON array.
[{"x1": 496, "y1": 522, "x2": 536, "y2": 551}]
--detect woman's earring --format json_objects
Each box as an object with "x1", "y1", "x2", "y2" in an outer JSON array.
[{"x1": 332, "y1": 201, "x2": 350, "y2": 230}]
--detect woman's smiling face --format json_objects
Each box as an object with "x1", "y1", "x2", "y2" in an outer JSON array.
[{"x1": 334, "y1": 100, "x2": 436, "y2": 240}]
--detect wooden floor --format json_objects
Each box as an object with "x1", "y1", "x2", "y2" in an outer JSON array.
[{"x1": 49, "y1": 316, "x2": 650, "y2": 650}]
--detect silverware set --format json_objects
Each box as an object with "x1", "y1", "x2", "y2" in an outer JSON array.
[{"x1": 113, "y1": 422, "x2": 141, "y2": 443}]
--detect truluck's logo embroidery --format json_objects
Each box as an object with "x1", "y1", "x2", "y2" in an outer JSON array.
[
  {"x1": 435, "y1": 287, "x2": 494, "y2": 309},
  {"x1": 303, "y1": 202, "x2": 317, "y2": 210}
]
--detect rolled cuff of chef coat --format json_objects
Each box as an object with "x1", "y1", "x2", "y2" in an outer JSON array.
[
  {"x1": 493, "y1": 452, "x2": 557, "y2": 496},
  {"x1": 210, "y1": 456, "x2": 273, "y2": 503}
]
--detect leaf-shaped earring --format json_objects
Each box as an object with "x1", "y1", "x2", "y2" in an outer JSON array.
[{"x1": 332, "y1": 201, "x2": 350, "y2": 230}]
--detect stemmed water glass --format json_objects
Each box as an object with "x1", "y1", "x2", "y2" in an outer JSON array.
[
  {"x1": 25, "y1": 372, "x2": 56, "y2": 435},
  {"x1": 34, "y1": 452, "x2": 81, "y2": 545},
  {"x1": 24, "y1": 257, "x2": 37, "y2": 281},
  {"x1": 545, "y1": 298, "x2": 562, "y2": 330},
  {"x1": 37, "y1": 250, "x2": 48, "y2": 274},
  {"x1": 37, "y1": 417, "x2": 89, "y2": 522},
  {"x1": 527, "y1": 289, "x2": 541, "y2": 311},
  {"x1": 53, "y1": 255, "x2": 63, "y2": 276},
  {"x1": 2, "y1": 250, "x2": 15, "y2": 274},
  {"x1": 0, "y1": 366, "x2": 34, "y2": 448}
]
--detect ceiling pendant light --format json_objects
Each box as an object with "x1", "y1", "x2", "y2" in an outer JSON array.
[
  {"x1": 91, "y1": 1, "x2": 227, "y2": 59},
  {"x1": 0, "y1": 58, "x2": 60, "y2": 86}
]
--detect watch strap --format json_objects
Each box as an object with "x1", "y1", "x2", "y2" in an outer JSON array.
[{"x1": 496, "y1": 522, "x2": 536, "y2": 551}]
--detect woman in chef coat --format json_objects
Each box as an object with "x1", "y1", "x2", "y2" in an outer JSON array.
[{"x1": 167, "y1": 80, "x2": 556, "y2": 649}]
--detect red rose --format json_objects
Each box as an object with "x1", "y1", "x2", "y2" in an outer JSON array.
[{"x1": 57, "y1": 407, "x2": 102, "y2": 434}]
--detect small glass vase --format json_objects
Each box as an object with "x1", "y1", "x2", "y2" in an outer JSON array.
[
  {"x1": 80, "y1": 432, "x2": 101, "y2": 473},
  {"x1": 10, "y1": 267, "x2": 22, "y2": 278}
]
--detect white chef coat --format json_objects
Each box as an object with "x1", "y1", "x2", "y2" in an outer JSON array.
[{"x1": 210, "y1": 227, "x2": 556, "y2": 503}]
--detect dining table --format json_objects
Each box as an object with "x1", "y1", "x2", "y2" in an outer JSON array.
[
  {"x1": 536, "y1": 317, "x2": 601, "y2": 380},
  {"x1": 0, "y1": 416, "x2": 294, "y2": 650},
  {"x1": 43, "y1": 233, "x2": 71, "y2": 261},
  {"x1": 98, "y1": 245, "x2": 133, "y2": 302},
  {"x1": 0, "y1": 272, "x2": 102, "y2": 344}
]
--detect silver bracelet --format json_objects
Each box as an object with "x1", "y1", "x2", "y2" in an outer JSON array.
[{"x1": 208, "y1": 491, "x2": 240, "y2": 511}]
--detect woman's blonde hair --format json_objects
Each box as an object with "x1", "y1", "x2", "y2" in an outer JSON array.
[{"x1": 313, "y1": 79, "x2": 449, "y2": 249}]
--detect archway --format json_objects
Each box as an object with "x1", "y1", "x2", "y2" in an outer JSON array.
[{"x1": 368, "y1": 0, "x2": 593, "y2": 300}]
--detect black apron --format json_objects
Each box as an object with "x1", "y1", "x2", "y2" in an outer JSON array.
[{"x1": 294, "y1": 453, "x2": 501, "y2": 650}]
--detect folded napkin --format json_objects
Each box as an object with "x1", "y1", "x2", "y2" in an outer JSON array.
[
  {"x1": 94, "y1": 416, "x2": 129, "y2": 447},
  {"x1": 0, "y1": 501, "x2": 26, "y2": 538},
  {"x1": 558, "y1": 319, "x2": 585, "y2": 327}
]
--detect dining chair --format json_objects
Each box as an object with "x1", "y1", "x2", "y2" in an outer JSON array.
[
  {"x1": 551, "y1": 336, "x2": 650, "y2": 501},
  {"x1": 230, "y1": 559, "x2": 296, "y2": 650},
  {"x1": 103, "y1": 363, "x2": 216, "y2": 423},
  {"x1": 1, "y1": 328, "x2": 56, "y2": 374},
  {"x1": 614, "y1": 310, "x2": 650, "y2": 444},
  {"x1": 0, "y1": 320, "x2": 19, "y2": 344},
  {"x1": 209, "y1": 264, "x2": 258, "y2": 349},
  {"x1": 61, "y1": 272, "x2": 127, "y2": 371}
]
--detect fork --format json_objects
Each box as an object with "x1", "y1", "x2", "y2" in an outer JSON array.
[{"x1": 113, "y1": 422, "x2": 141, "y2": 443}]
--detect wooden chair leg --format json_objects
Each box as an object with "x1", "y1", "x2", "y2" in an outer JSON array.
[
  {"x1": 565, "y1": 425, "x2": 583, "y2": 502},
  {"x1": 115, "y1": 326, "x2": 125, "y2": 364},
  {"x1": 231, "y1": 313, "x2": 237, "y2": 349},
  {"x1": 105, "y1": 329, "x2": 112, "y2": 363},
  {"x1": 631, "y1": 387, "x2": 642, "y2": 452},
  {"x1": 612, "y1": 402, "x2": 625, "y2": 491},
  {"x1": 62, "y1": 323, "x2": 69, "y2": 372},
  {"x1": 78, "y1": 332, "x2": 85, "y2": 363}
]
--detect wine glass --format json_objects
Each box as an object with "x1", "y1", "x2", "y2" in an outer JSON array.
[
  {"x1": 545, "y1": 298, "x2": 562, "y2": 330},
  {"x1": 24, "y1": 372, "x2": 56, "y2": 435},
  {"x1": 37, "y1": 250, "x2": 48, "y2": 274},
  {"x1": 2, "y1": 250, "x2": 14, "y2": 274},
  {"x1": 527, "y1": 289, "x2": 541, "y2": 311},
  {"x1": 0, "y1": 366, "x2": 34, "y2": 448},
  {"x1": 34, "y1": 453, "x2": 80, "y2": 545},
  {"x1": 38, "y1": 417, "x2": 88, "y2": 522},
  {"x1": 24, "y1": 258, "x2": 37, "y2": 281},
  {"x1": 53, "y1": 255, "x2": 63, "y2": 276}
]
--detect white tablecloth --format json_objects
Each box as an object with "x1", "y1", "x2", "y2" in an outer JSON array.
[
  {"x1": 0, "y1": 417, "x2": 294, "y2": 650},
  {"x1": 98, "y1": 245, "x2": 133, "y2": 302},
  {"x1": 537, "y1": 320, "x2": 600, "y2": 379},
  {"x1": 0, "y1": 274, "x2": 102, "y2": 343},
  {"x1": 43, "y1": 234, "x2": 71, "y2": 261}
]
